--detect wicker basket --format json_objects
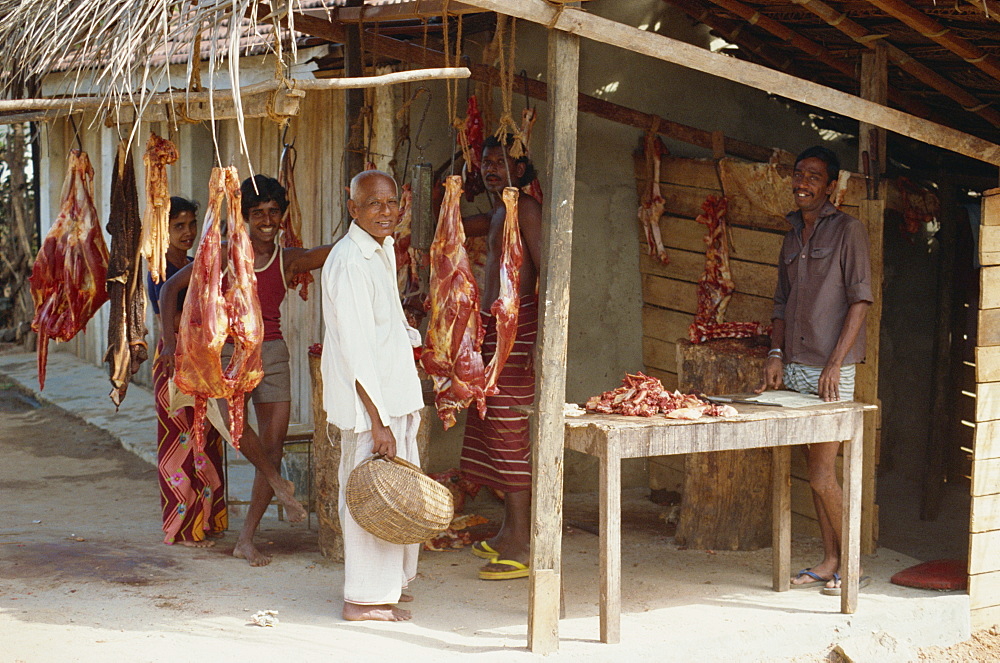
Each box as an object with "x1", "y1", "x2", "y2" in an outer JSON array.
[{"x1": 346, "y1": 454, "x2": 454, "y2": 545}]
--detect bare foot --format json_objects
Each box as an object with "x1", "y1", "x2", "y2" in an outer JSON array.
[
  {"x1": 397, "y1": 593, "x2": 413, "y2": 603},
  {"x1": 343, "y1": 602, "x2": 411, "y2": 622},
  {"x1": 176, "y1": 539, "x2": 215, "y2": 548},
  {"x1": 233, "y1": 540, "x2": 272, "y2": 567},
  {"x1": 269, "y1": 476, "x2": 307, "y2": 523}
]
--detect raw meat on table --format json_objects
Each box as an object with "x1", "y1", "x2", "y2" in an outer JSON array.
[
  {"x1": 30, "y1": 150, "x2": 109, "y2": 390},
  {"x1": 421, "y1": 175, "x2": 487, "y2": 429},
  {"x1": 585, "y1": 372, "x2": 737, "y2": 420},
  {"x1": 482, "y1": 187, "x2": 523, "y2": 395},
  {"x1": 103, "y1": 143, "x2": 149, "y2": 407},
  {"x1": 174, "y1": 167, "x2": 263, "y2": 451},
  {"x1": 138, "y1": 133, "x2": 179, "y2": 284}
]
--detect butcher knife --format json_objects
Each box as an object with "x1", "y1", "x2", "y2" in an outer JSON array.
[{"x1": 704, "y1": 395, "x2": 782, "y2": 407}]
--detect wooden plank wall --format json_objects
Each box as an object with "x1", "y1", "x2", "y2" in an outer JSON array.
[
  {"x1": 971, "y1": 187, "x2": 1000, "y2": 629},
  {"x1": 642, "y1": 154, "x2": 871, "y2": 542}
]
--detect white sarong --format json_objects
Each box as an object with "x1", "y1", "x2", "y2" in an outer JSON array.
[
  {"x1": 783, "y1": 362, "x2": 856, "y2": 401},
  {"x1": 338, "y1": 410, "x2": 421, "y2": 605}
]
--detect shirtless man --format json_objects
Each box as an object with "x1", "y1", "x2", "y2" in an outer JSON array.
[
  {"x1": 160, "y1": 175, "x2": 333, "y2": 567},
  {"x1": 461, "y1": 134, "x2": 543, "y2": 580}
]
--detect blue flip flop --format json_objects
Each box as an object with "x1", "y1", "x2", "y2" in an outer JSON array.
[
  {"x1": 791, "y1": 568, "x2": 832, "y2": 589},
  {"x1": 820, "y1": 573, "x2": 872, "y2": 595}
]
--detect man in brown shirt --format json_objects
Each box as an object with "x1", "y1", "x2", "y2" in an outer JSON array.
[{"x1": 758, "y1": 146, "x2": 873, "y2": 594}]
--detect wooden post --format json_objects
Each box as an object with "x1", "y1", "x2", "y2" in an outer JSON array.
[
  {"x1": 343, "y1": 17, "x2": 366, "y2": 225},
  {"x1": 527, "y1": 23, "x2": 579, "y2": 654},
  {"x1": 856, "y1": 45, "x2": 887, "y2": 555}
]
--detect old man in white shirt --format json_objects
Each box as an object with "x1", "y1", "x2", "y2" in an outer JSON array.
[{"x1": 321, "y1": 170, "x2": 424, "y2": 622}]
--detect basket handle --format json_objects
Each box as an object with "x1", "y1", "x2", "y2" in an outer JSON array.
[{"x1": 368, "y1": 453, "x2": 425, "y2": 475}]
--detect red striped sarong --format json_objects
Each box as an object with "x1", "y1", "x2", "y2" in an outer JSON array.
[
  {"x1": 155, "y1": 340, "x2": 227, "y2": 543},
  {"x1": 460, "y1": 295, "x2": 537, "y2": 493}
]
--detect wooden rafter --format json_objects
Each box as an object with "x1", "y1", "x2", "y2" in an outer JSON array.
[
  {"x1": 681, "y1": 0, "x2": 935, "y2": 119},
  {"x1": 790, "y1": 0, "x2": 1000, "y2": 127},
  {"x1": 964, "y1": 0, "x2": 1000, "y2": 23},
  {"x1": 309, "y1": 1, "x2": 481, "y2": 23},
  {"x1": 863, "y1": 0, "x2": 1000, "y2": 85}
]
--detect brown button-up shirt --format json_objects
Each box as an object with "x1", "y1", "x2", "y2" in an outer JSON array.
[{"x1": 772, "y1": 201, "x2": 873, "y2": 366}]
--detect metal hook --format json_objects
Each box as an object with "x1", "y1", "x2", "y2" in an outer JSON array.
[
  {"x1": 280, "y1": 124, "x2": 296, "y2": 170},
  {"x1": 412, "y1": 87, "x2": 432, "y2": 161},
  {"x1": 520, "y1": 69, "x2": 530, "y2": 111}
]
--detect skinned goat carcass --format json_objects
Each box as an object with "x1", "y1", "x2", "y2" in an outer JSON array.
[
  {"x1": 392, "y1": 184, "x2": 420, "y2": 298},
  {"x1": 103, "y1": 143, "x2": 149, "y2": 407},
  {"x1": 139, "y1": 133, "x2": 179, "y2": 284},
  {"x1": 483, "y1": 187, "x2": 523, "y2": 395},
  {"x1": 638, "y1": 133, "x2": 670, "y2": 265},
  {"x1": 30, "y1": 150, "x2": 109, "y2": 390},
  {"x1": 421, "y1": 175, "x2": 487, "y2": 429},
  {"x1": 174, "y1": 167, "x2": 263, "y2": 451},
  {"x1": 278, "y1": 144, "x2": 314, "y2": 300},
  {"x1": 688, "y1": 195, "x2": 768, "y2": 343}
]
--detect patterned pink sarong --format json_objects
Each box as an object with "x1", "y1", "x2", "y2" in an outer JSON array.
[{"x1": 460, "y1": 295, "x2": 537, "y2": 493}]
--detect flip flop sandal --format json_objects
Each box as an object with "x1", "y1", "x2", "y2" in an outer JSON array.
[
  {"x1": 470, "y1": 540, "x2": 500, "y2": 560},
  {"x1": 820, "y1": 574, "x2": 872, "y2": 596},
  {"x1": 479, "y1": 559, "x2": 530, "y2": 580},
  {"x1": 790, "y1": 568, "x2": 832, "y2": 589}
]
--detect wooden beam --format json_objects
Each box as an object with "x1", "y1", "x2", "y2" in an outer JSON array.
[
  {"x1": 316, "y1": 0, "x2": 481, "y2": 23},
  {"x1": 864, "y1": 0, "x2": 1000, "y2": 85},
  {"x1": 687, "y1": 0, "x2": 934, "y2": 120},
  {"x1": 528, "y1": 24, "x2": 580, "y2": 654},
  {"x1": 790, "y1": 0, "x2": 1000, "y2": 128},
  {"x1": 859, "y1": 44, "x2": 888, "y2": 191},
  {"x1": 283, "y1": 6, "x2": 774, "y2": 161},
  {"x1": 964, "y1": 0, "x2": 1000, "y2": 23},
  {"x1": 456, "y1": 0, "x2": 1000, "y2": 165}
]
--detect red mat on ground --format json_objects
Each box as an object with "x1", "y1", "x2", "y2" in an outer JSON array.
[{"x1": 890, "y1": 559, "x2": 967, "y2": 590}]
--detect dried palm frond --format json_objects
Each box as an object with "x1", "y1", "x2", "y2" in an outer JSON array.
[{"x1": 0, "y1": 1, "x2": 327, "y2": 156}]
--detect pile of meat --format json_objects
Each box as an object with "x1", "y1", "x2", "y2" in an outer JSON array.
[
  {"x1": 29, "y1": 149, "x2": 109, "y2": 390},
  {"x1": 688, "y1": 195, "x2": 767, "y2": 343},
  {"x1": 173, "y1": 166, "x2": 263, "y2": 451},
  {"x1": 585, "y1": 372, "x2": 738, "y2": 420}
]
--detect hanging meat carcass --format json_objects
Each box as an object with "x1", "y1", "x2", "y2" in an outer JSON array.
[
  {"x1": 278, "y1": 144, "x2": 314, "y2": 300},
  {"x1": 392, "y1": 183, "x2": 420, "y2": 298},
  {"x1": 462, "y1": 95, "x2": 486, "y2": 202},
  {"x1": 29, "y1": 150, "x2": 109, "y2": 390},
  {"x1": 174, "y1": 167, "x2": 263, "y2": 451},
  {"x1": 517, "y1": 107, "x2": 543, "y2": 204},
  {"x1": 638, "y1": 133, "x2": 670, "y2": 265},
  {"x1": 483, "y1": 187, "x2": 522, "y2": 395},
  {"x1": 688, "y1": 195, "x2": 767, "y2": 343},
  {"x1": 421, "y1": 175, "x2": 487, "y2": 429},
  {"x1": 103, "y1": 143, "x2": 149, "y2": 408},
  {"x1": 139, "y1": 133, "x2": 179, "y2": 284}
]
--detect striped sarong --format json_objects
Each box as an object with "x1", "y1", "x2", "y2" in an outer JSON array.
[
  {"x1": 783, "y1": 362, "x2": 856, "y2": 401},
  {"x1": 155, "y1": 340, "x2": 227, "y2": 543},
  {"x1": 460, "y1": 295, "x2": 538, "y2": 493}
]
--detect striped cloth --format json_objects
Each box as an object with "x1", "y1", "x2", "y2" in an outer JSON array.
[
  {"x1": 782, "y1": 362, "x2": 856, "y2": 401},
  {"x1": 155, "y1": 340, "x2": 227, "y2": 544},
  {"x1": 460, "y1": 295, "x2": 538, "y2": 493}
]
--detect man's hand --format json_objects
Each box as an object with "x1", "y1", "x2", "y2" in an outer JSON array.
[
  {"x1": 818, "y1": 363, "x2": 841, "y2": 402},
  {"x1": 371, "y1": 422, "x2": 397, "y2": 459},
  {"x1": 159, "y1": 343, "x2": 176, "y2": 377},
  {"x1": 756, "y1": 356, "x2": 783, "y2": 393}
]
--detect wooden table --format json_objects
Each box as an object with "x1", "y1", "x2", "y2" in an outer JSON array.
[{"x1": 563, "y1": 401, "x2": 875, "y2": 644}]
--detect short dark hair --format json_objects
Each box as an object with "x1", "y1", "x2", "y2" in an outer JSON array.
[
  {"x1": 794, "y1": 146, "x2": 840, "y2": 183},
  {"x1": 169, "y1": 196, "x2": 199, "y2": 219},
  {"x1": 240, "y1": 175, "x2": 288, "y2": 219},
  {"x1": 483, "y1": 134, "x2": 538, "y2": 188}
]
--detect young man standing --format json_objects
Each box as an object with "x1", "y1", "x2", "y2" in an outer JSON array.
[
  {"x1": 461, "y1": 135, "x2": 543, "y2": 580},
  {"x1": 758, "y1": 146, "x2": 873, "y2": 594},
  {"x1": 321, "y1": 170, "x2": 424, "y2": 621}
]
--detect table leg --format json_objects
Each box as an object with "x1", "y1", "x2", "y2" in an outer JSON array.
[
  {"x1": 772, "y1": 445, "x2": 791, "y2": 591},
  {"x1": 599, "y1": 451, "x2": 621, "y2": 644},
  {"x1": 841, "y1": 411, "x2": 864, "y2": 614}
]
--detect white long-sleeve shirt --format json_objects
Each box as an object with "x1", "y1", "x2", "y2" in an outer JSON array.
[{"x1": 321, "y1": 222, "x2": 423, "y2": 433}]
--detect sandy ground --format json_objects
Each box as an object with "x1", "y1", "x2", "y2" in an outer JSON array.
[{"x1": 0, "y1": 355, "x2": 992, "y2": 662}]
